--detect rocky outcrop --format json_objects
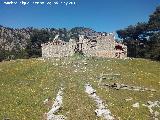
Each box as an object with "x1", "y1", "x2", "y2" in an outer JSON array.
[{"x1": 0, "y1": 26, "x2": 31, "y2": 51}]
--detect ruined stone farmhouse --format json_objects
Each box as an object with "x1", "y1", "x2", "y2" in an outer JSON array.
[{"x1": 41, "y1": 33, "x2": 127, "y2": 58}]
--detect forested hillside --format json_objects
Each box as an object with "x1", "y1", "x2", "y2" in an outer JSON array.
[{"x1": 0, "y1": 26, "x2": 98, "y2": 61}]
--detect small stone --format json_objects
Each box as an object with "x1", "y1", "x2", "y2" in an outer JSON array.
[
  {"x1": 104, "y1": 83, "x2": 110, "y2": 87},
  {"x1": 43, "y1": 98, "x2": 49, "y2": 104},
  {"x1": 130, "y1": 86, "x2": 134, "y2": 89},
  {"x1": 125, "y1": 97, "x2": 133, "y2": 101},
  {"x1": 147, "y1": 101, "x2": 153, "y2": 105},
  {"x1": 3, "y1": 118, "x2": 10, "y2": 120},
  {"x1": 144, "y1": 88, "x2": 149, "y2": 91},
  {"x1": 149, "y1": 94, "x2": 154, "y2": 97},
  {"x1": 121, "y1": 87, "x2": 129, "y2": 90},
  {"x1": 116, "y1": 83, "x2": 121, "y2": 90},
  {"x1": 84, "y1": 62, "x2": 87, "y2": 65},
  {"x1": 48, "y1": 115, "x2": 67, "y2": 120},
  {"x1": 142, "y1": 104, "x2": 147, "y2": 107},
  {"x1": 102, "y1": 76, "x2": 106, "y2": 80},
  {"x1": 111, "y1": 83, "x2": 117, "y2": 88},
  {"x1": 154, "y1": 111, "x2": 159, "y2": 117},
  {"x1": 149, "y1": 107, "x2": 154, "y2": 114},
  {"x1": 150, "y1": 89, "x2": 156, "y2": 92},
  {"x1": 132, "y1": 102, "x2": 140, "y2": 108},
  {"x1": 121, "y1": 84, "x2": 126, "y2": 87},
  {"x1": 134, "y1": 88, "x2": 140, "y2": 91}
]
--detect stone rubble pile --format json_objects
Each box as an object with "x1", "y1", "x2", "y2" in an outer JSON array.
[
  {"x1": 85, "y1": 84, "x2": 115, "y2": 120},
  {"x1": 102, "y1": 83, "x2": 156, "y2": 92},
  {"x1": 46, "y1": 87, "x2": 67, "y2": 120}
]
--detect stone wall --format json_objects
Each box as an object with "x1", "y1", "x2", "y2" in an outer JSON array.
[
  {"x1": 41, "y1": 40, "x2": 76, "y2": 58},
  {"x1": 41, "y1": 34, "x2": 127, "y2": 58}
]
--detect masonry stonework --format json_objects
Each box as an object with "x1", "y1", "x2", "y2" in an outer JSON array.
[{"x1": 41, "y1": 33, "x2": 127, "y2": 59}]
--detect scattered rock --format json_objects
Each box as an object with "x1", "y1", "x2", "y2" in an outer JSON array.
[
  {"x1": 85, "y1": 84, "x2": 114, "y2": 120},
  {"x1": 132, "y1": 102, "x2": 140, "y2": 108},
  {"x1": 150, "y1": 89, "x2": 156, "y2": 92},
  {"x1": 3, "y1": 118, "x2": 10, "y2": 120},
  {"x1": 125, "y1": 97, "x2": 133, "y2": 101},
  {"x1": 102, "y1": 76, "x2": 107, "y2": 80},
  {"x1": 46, "y1": 87, "x2": 67, "y2": 120},
  {"x1": 144, "y1": 101, "x2": 160, "y2": 120},
  {"x1": 115, "y1": 83, "x2": 121, "y2": 90},
  {"x1": 102, "y1": 83, "x2": 156, "y2": 92},
  {"x1": 154, "y1": 111, "x2": 159, "y2": 117},
  {"x1": 85, "y1": 84, "x2": 96, "y2": 94},
  {"x1": 43, "y1": 98, "x2": 49, "y2": 105},
  {"x1": 84, "y1": 62, "x2": 87, "y2": 65},
  {"x1": 147, "y1": 101, "x2": 153, "y2": 105},
  {"x1": 47, "y1": 115, "x2": 67, "y2": 120}
]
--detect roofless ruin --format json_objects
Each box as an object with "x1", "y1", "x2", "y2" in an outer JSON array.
[{"x1": 41, "y1": 33, "x2": 127, "y2": 58}]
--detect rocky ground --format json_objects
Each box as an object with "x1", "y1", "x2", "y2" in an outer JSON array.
[{"x1": 0, "y1": 56, "x2": 160, "y2": 120}]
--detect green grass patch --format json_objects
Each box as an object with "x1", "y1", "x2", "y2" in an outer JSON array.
[{"x1": 0, "y1": 57, "x2": 160, "y2": 120}]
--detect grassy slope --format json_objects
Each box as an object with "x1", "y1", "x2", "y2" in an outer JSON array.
[{"x1": 0, "y1": 57, "x2": 160, "y2": 120}]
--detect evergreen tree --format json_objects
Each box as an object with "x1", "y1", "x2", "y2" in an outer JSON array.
[{"x1": 117, "y1": 6, "x2": 160, "y2": 60}]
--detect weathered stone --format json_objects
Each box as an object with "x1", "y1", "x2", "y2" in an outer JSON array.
[
  {"x1": 48, "y1": 115, "x2": 67, "y2": 120},
  {"x1": 125, "y1": 97, "x2": 133, "y2": 101},
  {"x1": 155, "y1": 118, "x2": 158, "y2": 120},
  {"x1": 150, "y1": 89, "x2": 156, "y2": 92},
  {"x1": 43, "y1": 98, "x2": 49, "y2": 105},
  {"x1": 85, "y1": 84, "x2": 115, "y2": 120},
  {"x1": 104, "y1": 84, "x2": 110, "y2": 87},
  {"x1": 102, "y1": 83, "x2": 156, "y2": 92},
  {"x1": 41, "y1": 34, "x2": 127, "y2": 59},
  {"x1": 147, "y1": 101, "x2": 152, "y2": 105},
  {"x1": 85, "y1": 84, "x2": 96, "y2": 94},
  {"x1": 143, "y1": 101, "x2": 160, "y2": 120},
  {"x1": 154, "y1": 111, "x2": 159, "y2": 117},
  {"x1": 84, "y1": 62, "x2": 88, "y2": 65},
  {"x1": 132, "y1": 102, "x2": 140, "y2": 108},
  {"x1": 3, "y1": 118, "x2": 10, "y2": 120},
  {"x1": 46, "y1": 87, "x2": 67, "y2": 120},
  {"x1": 115, "y1": 83, "x2": 121, "y2": 90},
  {"x1": 102, "y1": 76, "x2": 107, "y2": 80}
]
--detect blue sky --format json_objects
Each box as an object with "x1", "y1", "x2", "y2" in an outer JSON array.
[{"x1": 0, "y1": 0, "x2": 159, "y2": 32}]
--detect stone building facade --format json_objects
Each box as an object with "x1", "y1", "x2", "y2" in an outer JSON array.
[{"x1": 41, "y1": 33, "x2": 127, "y2": 58}]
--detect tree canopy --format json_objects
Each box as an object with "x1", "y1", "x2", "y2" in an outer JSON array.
[{"x1": 117, "y1": 6, "x2": 160, "y2": 60}]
